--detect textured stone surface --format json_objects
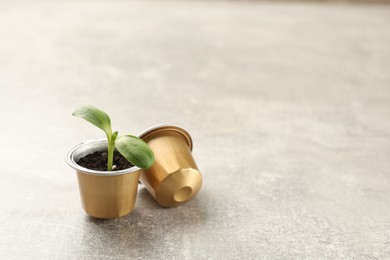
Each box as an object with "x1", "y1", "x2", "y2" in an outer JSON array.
[{"x1": 0, "y1": 1, "x2": 390, "y2": 259}]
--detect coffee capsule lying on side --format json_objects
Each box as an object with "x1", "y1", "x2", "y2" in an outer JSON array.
[{"x1": 138, "y1": 125, "x2": 202, "y2": 207}]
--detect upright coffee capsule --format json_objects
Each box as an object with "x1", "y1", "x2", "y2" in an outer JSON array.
[{"x1": 138, "y1": 125, "x2": 202, "y2": 207}]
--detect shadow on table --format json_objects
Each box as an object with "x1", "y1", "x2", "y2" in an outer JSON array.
[{"x1": 79, "y1": 187, "x2": 208, "y2": 255}]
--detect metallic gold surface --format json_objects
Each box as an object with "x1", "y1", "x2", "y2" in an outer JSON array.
[
  {"x1": 139, "y1": 125, "x2": 202, "y2": 207},
  {"x1": 66, "y1": 140, "x2": 141, "y2": 219},
  {"x1": 76, "y1": 170, "x2": 140, "y2": 219}
]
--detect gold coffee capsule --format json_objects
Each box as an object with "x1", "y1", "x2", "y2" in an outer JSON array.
[
  {"x1": 66, "y1": 140, "x2": 141, "y2": 219},
  {"x1": 138, "y1": 125, "x2": 202, "y2": 207},
  {"x1": 76, "y1": 170, "x2": 140, "y2": 218}
]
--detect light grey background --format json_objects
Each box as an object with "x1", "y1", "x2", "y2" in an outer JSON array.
[{"x1": 0, "y1": 1, "x2": 389, "y2": 259}]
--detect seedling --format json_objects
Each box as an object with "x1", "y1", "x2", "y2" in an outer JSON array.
[{"x1": 72, "y1": 105, "x2": 154, "y2": 171}]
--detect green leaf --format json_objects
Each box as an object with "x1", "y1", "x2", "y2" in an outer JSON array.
[
  {"x1": 115, "y1": 135, "x2": 155, "y2": 169},
  {"x1": 72, "y1": 105, "x2": 112, "y2": 137},
  {"x1": 111, "y1": 131, "x2": 118, "y2": 143}
]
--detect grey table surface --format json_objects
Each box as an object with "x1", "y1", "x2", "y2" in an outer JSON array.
[{"x1": 1, "y1": 1, "x2": 390, "y2": 259}]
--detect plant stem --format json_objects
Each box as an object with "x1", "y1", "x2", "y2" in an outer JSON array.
[{"x1": 107, "y1": 135, "x2": 114, "y2": 171}]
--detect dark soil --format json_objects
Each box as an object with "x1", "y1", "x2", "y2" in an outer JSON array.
[{"x1": 77, "y1": 151, "x2": 133, "y2": 171}]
